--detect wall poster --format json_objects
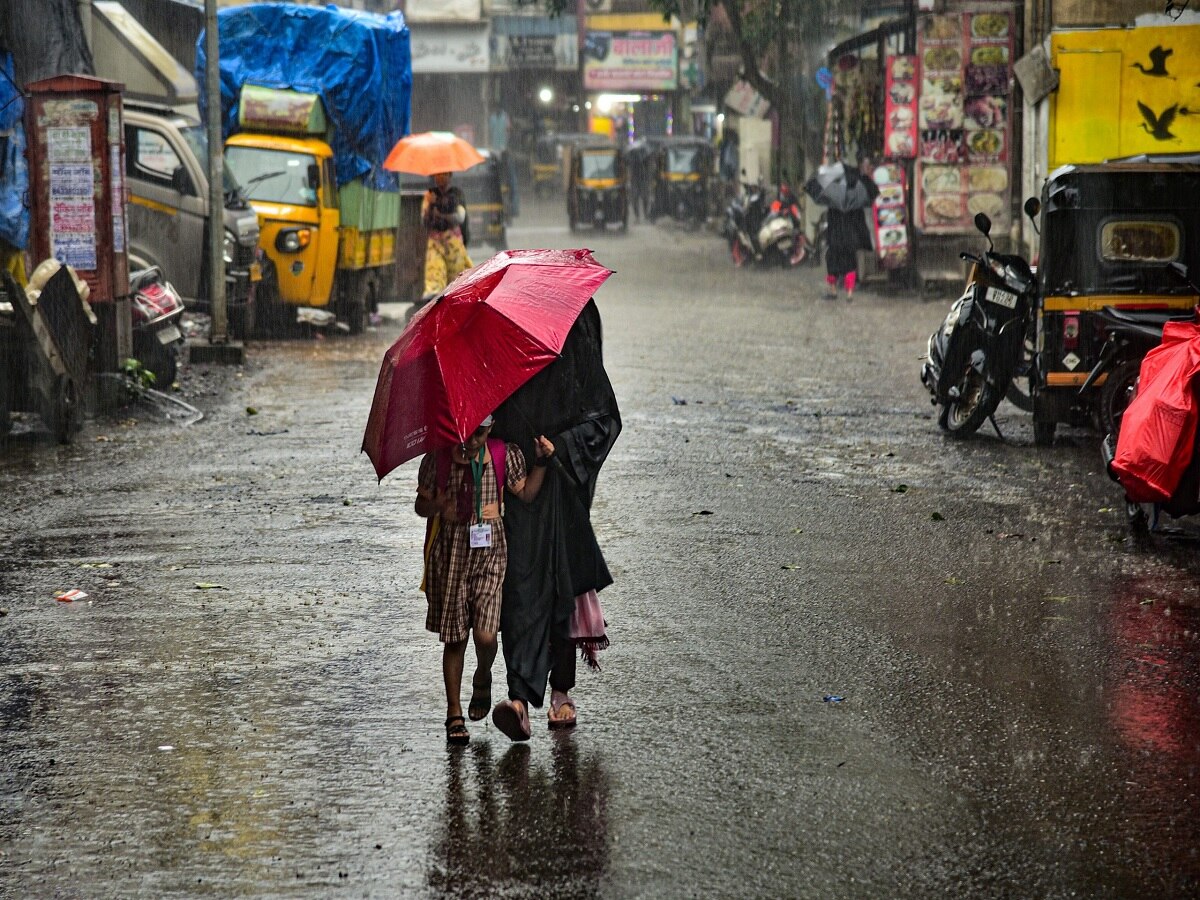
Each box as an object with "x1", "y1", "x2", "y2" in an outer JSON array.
[
  {"x1": 47, "y1": 124, "x2": 97, "y2": 271},
  {"x1": 914, "y1": 9, "x2": 1014, "y2": 235}
]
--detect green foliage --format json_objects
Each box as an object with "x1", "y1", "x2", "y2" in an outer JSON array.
[{"x1": 122, "y1": 357, "x2": 156, "y2": 392}]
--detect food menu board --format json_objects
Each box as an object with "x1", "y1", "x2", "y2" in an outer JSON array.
[
  {"x1": 884, "y1": 56, "x2": 917, "y2": 159},
  {"x1": 914, "y1": 10, "x2": 1014, "y2": 234},
  {"x1": 872, "y1": 163, "x2": 909, "y2": 269}
]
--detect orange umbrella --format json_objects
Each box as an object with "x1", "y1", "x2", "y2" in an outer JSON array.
[{"x1": 382, "y1": 131, "x2": 486, "y2": 176}]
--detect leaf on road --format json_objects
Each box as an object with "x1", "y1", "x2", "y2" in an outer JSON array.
[
  {"x1": 195, "y1": 582, "x2": 227, "y2": 591},
  {"x1": 781, "y1": 564, "x2": 802, "y2": 570},
  {"x1": 692, "y1": 510, "x2": 714, "y2": 516},
  {"x1": 944, "y1": 576, "x2": 965, "y2": 585},
  {"x1": 930, "y1": 512, "x2": 945, "y2": 521},
  {"x1": 892, "y1": 484, "x2": 909, "y2": 493}
]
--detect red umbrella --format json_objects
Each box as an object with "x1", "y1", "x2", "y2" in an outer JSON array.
[{"x1": 362, "y1": 248, "x2": 614, "y2": 479}]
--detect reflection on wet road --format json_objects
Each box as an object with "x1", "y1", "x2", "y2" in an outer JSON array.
[{"x1": 2, "y1": 199, "x2": 1199, "y2": 896}]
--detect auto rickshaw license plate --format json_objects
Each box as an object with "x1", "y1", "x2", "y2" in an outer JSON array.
[
  {"x1": 249, "y1": 263, "x2": 262, "y2": 282},
  {"x1": 985, "y1": 287, "x2": 1017, "y2": 308}
]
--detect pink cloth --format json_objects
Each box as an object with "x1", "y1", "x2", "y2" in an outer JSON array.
[{"x1": 569, "y1": 589, "x2": 609, "y2": 670}]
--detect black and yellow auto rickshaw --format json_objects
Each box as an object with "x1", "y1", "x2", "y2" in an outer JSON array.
[
  {"x1": 1024, "y1": 159, "x2": 1200, "y2": 445},
  {"x1": 566, "y1": 140, "x2": 628, "y2": 232},
  {"x1": 531, "y1": 133, "x2": 561, "y2": 199},
  {"x1": 454, "y1": 148, "x2": 509, "y2": 249},
  {"x1": 648, "y1": 136, "x2": 714, "y2": 228}
]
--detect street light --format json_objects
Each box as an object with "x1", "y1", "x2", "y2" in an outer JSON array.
[{"x1": 538, "y1": 87, "x2": 553, "y2": 104}]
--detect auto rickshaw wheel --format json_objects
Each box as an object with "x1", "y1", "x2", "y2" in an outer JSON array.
[
  {"x1": 50, "y1": 374, "x2": 82, "y2": 444},
  {"x1": 1098, "y1": 358, "x2": 1141, "y2": 441},
  {"x1": 1033, "y1": 419, "x2": 1056, "y2": 447}
]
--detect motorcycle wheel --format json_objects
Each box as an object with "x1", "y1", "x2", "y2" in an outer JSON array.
[
  {"x1": 149, "y1": 341, "x2": 179, "y2": 388},
  {"x1": 938, "y1": 364, "x2": 999, "y2": 437},
  {"x1": 1098, "y1": 358, "x2": 1141, "y2": 440}
]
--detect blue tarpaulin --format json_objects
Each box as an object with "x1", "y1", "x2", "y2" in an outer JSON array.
[
  {"x1": 196, "y1": 3, "x2": 411, "y2": 190},
  {"x1": 0, "y1": 52, "x2": 29, "y2": 251}
]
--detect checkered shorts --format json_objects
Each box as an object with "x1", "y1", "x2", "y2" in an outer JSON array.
[{"x1": 424, "y1": 519, "x2": 506, "y2": 642}]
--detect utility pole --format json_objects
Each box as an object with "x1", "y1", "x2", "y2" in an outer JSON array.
[
  {"x1": 205, "y1": 0, "x2": 227, "y2": 344},
  {"x1": 191, "y1": 0, "x2": 243, "y2": 365}
]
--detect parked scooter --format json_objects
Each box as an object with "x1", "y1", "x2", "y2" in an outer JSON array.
[
  {"x1": 129, "y1": 267, "x2": 186, "y2": 386},
  {"x1": 723, "y1": 182, "x2": 806, "y2": 268},
  {"x1": 1101, "y1": 262, "x2": 1200, "y2": 534},
  {"x1": 920, "y1": 212, "x2": 1037, "y2": 437}
]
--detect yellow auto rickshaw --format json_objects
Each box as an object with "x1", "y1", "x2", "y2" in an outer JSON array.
[
  {"x1": 566, "y1": 141, "x2": 627, "y2": 232},
  {"x1": 531, "y1": 133, "x2": 561, "y2": 199}
]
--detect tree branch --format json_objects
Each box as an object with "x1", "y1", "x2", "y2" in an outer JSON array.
[{"x1": 720, "y1": 1, "x2": 778, "y2": 106}]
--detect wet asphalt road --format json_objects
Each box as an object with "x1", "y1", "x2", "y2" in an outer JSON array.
[{"x1": 2, "y1": 198, "x2": 1199, "y2": 898}]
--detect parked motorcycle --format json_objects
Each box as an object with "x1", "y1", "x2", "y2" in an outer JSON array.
[
  {"x1": 130, "y1": 267, "x2": 186, "y2": 386},
  {"x1": 723, "y1": 183, "x2": 806, "y2": 268},
  {"x1": 920, "y1": 212, "x2": 1036, "y2": 437},
  {"x1": 1101, "y1": 262, "x2": 1200, "y2": 534}
]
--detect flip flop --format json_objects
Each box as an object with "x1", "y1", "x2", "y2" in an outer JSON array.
[
  {"x1": 445, "y1": 715, "x2": 470, "y2": 746},
  {"x1": 468, "y1": 674, "x2": 491, "y2": 722},
  {"x1": 548, "y1": 693, "x2": 577, "y2": 730},
  {"x1": 492, "y1": 699, "x2": 531, "y2": 742}
]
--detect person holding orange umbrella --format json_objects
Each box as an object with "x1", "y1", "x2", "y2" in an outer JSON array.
[
  {"x1": 382, "y1": 131, "x2": 486, "y2": 301},
  {"x1": 421, "y1": 172, "x2": 472, "y2": 301}
]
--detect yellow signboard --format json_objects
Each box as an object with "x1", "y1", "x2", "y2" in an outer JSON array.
[{"x1": 1050, "y1": 24, "x2": 1200, "y2": 166}]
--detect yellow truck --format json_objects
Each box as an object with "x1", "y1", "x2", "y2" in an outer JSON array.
[
  {"x1": 202, "y1": 4, "x2": 418, "y2": 335},
  {"x1": 224, "y1": 85, "x2": 420, "y2": 334}
]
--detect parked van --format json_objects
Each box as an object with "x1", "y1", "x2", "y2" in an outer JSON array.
[{"x1": 123, "y1": 104, "x2": 262, "y2": 337}]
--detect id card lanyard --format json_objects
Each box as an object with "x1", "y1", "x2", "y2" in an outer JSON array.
[{"x1": 468, "y1": 446, "x2": 492, "y2": 549}]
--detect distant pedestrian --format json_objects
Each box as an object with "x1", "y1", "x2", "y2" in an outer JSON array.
[
  {"x1": 806, "y1": 160, "x2": 878, "y2": 301},
  {"x1": 489, "y1": 107, "x2": 519, "y2": 218},
  {"x1": 415, "y1": 415, "x2": 554, "y2": 745},
  {"x1": 422, "y1": 172, "x2": 472, "y2": 301},
  {"x1": 628, "y1": 141, "x2": 652, "y2": 222}
]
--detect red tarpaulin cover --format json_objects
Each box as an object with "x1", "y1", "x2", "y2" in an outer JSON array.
[{"x1": 1112, "y1": 320, "x2": 1200, "y2": 503}]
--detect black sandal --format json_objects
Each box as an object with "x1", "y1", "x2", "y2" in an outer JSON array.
[
  {"x1": 468, "y1": 675, "x2": 492, "y2": 722},
  {"x1": 444, "y1": 715, "x2": 470, "y2": 745}
]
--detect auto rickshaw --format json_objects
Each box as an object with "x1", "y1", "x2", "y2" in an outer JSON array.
[
  {"x1": 531, "y1": 133, "x2": 561, "y2": 199},
  {"x1": 566, "y1": 140, "x2": 628, "y2": 232},
  {"x1": 648, "y1": 136, "x2": 714, "y2": 228},
  {"x1": 1024, "y1": 159, "x2": 1200, "y2": 445},
  {"x1": 454, "y1": 148, "x2": 509, "y2": 249}
]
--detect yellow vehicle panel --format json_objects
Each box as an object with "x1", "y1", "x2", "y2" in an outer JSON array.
[
  {"x1": 1041, "y1": 293, "x2": 1198, "y2": 312},
  {"x1": 228, "y1": 134, "x2": 339, "y2": 308},
  {"x1": 1050, "y1": 25, "x2": 1200, "y2": 166}
]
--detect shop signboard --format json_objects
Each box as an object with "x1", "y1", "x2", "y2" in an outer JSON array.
[
  {"x1": 884, "y1": 55, "x2": 917, "y2": 159},
  {"x1": 583, "y1": 30, "x2": 677, "y2": 91},
  {"x1": 914, "y1": 9, "x2": 1014, "y2": 235},
  {"x1": 872, "y1": 162, "x2": 910, "y2": 269},
  {"x1": 405, "y1": 0, "x2": 482, "y2": 23},
  {"x1": 724, "y1": 79, "x2": 770, "y2": 118},
  {"x1": 494, "y1": 34, "x2": 578, "y2": 70},
  {"x1": 411, "y1": 24, "x2": 490, "y2": 74}
]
